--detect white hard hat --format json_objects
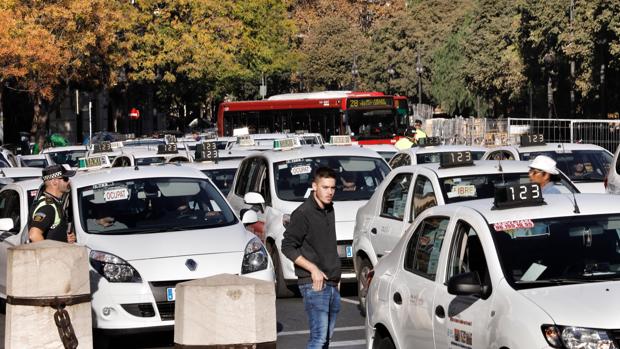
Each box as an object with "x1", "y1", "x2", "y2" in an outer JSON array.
[
  {"x1": 241, "y1": 210, "x2": 258, "y2": 225},
  {"x1": 529, "y1": 155, "x2": 559, "y2": 175}
]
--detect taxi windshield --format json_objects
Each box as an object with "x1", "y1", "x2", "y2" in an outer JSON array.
[
  {"x1": 135, "y1": 157, "x2": 166, "y2": 166},
  {"x1": 202, "y1": 168, "x2": 236, "y2": 196},
  {"x1": 440, "y1": 172, "x2": 577, "y2": 203},
  {"x1": 273, "y1": 156, "x2": 390, "y2": 202},
  {"x1": 21, "y1": 158, "x2": 48, "y2": 168},
  {"x1": 77, "y1": 177, "x2": 237, "y2": 234},
  {"x1": 48, "y1": 150, "x2": 87, "y2": 168},
  {"x1": 490, "y1": 214, "x2": 620, "y2": 290},
  {"x1": 416, "y1": 151, "x2": 485, "y2": 164},
  {"x1": 519, "y1": 150, "x2": 612, "y2": 182}
]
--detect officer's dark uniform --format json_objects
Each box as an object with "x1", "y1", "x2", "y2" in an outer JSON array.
[{"x1": 28, "y1": 165, "x2": 75, "y2": 242}]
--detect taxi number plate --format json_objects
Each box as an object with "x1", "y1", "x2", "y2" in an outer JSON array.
[{"x1": 166, "y1": 287, "x2": 176, "y2": 302}]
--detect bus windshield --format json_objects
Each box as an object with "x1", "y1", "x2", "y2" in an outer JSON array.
[{"x1": 273, "y1": 156, "x2": 390, "y2": 202}]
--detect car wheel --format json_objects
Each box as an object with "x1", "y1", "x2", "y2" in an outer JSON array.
[
  {"x1": 373, "y1": 335, "x2": 395, "y2": 349},
  {"x1": 356, "y1": 257, "x2": 372, "y2": 316},
  {"x1": 267, "y1": 241, "x2": 295, "y2": 298}
]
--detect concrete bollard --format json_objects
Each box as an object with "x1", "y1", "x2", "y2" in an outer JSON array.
[
  {"x1": 5, "y1": 240, "x2": 92, "y2": 349},
  {"x1": 174, "y1": 274, "x2": 276, "y2": 348}
]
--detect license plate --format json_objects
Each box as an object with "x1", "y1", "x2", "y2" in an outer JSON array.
[
  {"x1": 346, "y1": 245, "x2": 353, "y2": 258},
  {"x1": 166, "y1": 287, "x2": 176, "y2": 302}
]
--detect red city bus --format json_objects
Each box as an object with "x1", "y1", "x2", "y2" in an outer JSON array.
[{"x1": 216, "y1": 91, "x2": 409, "y2": 144}]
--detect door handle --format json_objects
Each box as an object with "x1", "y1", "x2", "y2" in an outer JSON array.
[
  {"x1": 435, "y1": 305, "x2": 445, "y2": 319},
  {"x1": 370, "y1": 228, "x2": 377, "y2": 234},
  {"x1": 393, "y1": 292, "x2": 402, "y2": 305}
]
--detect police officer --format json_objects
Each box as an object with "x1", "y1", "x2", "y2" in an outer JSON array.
[{"x1": 28, "y1": 165, "x2": 76, "y2": 243}]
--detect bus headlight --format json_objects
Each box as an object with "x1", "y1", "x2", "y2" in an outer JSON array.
[
  {"x1": 241, "y1": 237, "x2": 268, "y2": 274},
  {"x1": 90, "y1": 250, "x2": 142, "y2": 283},
  {"x1": 542, "y1": 325, "x2": 618, "y2": 349}
]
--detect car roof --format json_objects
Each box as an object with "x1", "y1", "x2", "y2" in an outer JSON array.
[
  {"x1": 70, "y1": 164, "x2": 206, "y2": 188},
  {"x1": 502, "y1": 143, "x2": 610, "y2": 153},
  {"x1": 182, "y1": 159, "x2": 241, "y2": 170},
  {"x1": 432, "y1": 193, "x2": 620, "y2": 224},
  {"x1": 1, "y1": 178, "x2": 42, "y2": 191},
  {"x1": 0, "y1": 167, "x2": 43, "y2": 178},
  {"x1": 398, "y1": 145, "x2": 488, "y2": 155},
  {"x1": 401, "y1": 160, "x2": 532, "y2": 178},
  {"x1": 42, "y1": 145, "x2": 88, "y2": 152},
  {"x1": 246, "y1": 145, "x2": 384, "y2": 163}
]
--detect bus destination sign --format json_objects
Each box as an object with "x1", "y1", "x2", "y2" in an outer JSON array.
[{"x1": 347, "y1": 97, "x2": 393, "y2": 109}]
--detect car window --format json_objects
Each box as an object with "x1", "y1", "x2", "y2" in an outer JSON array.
[
  {"x1": 202, "y1": 168, "x2": 236, "y2": 196},
  {"x1": 0, "y1": 190, "x2": 20, "y2": 233},
  {"x1": 254, "y1": 159, "x2": 271, "y2": 205},
  {"x1": 234, "y1": 158, "x2": 258, "y2": 197},
  {"x1": 412, "y1": 175, "x2": 437, "y2": 217},
  {"x1": 273, "y1": 156, "x2": 390, "y2": 202},
  {"x1": 447, "y1": 221, "x2": 490, "y2": 289},
  {"x1": 380, "y1": 173, "x2": 412, "y2": 220},
  {"x1": 404, "y1": 216, "x2": 450, "y2": 280},
  {"x1": 78, "y1": 177, "x2": 237, "y2": 234},
  {"x1": 488, "y1": 150, "x2": 515, "y2": 161},
  {"x1": 521, "y1": 150, "x2": 612, "y2": 181},
  {"x1": 48, "y1": 150, "x2": 87, "y2": 168}
]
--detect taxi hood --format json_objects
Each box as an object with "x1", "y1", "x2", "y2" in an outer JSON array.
[
  {"x1": 520, "y1": 281, "x2": 620, "y2": 328},
  {"x1": 80, "y1": 224, "x2": 252, "y2": 261}
]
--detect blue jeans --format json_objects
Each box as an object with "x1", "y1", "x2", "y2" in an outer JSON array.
[{"x1": 299, "y1": 283, "x2": 341, "y2": 349}]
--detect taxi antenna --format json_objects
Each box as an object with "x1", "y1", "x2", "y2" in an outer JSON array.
[{"x1": 558, "y1": 142, "x2": 581, "y2": 213}]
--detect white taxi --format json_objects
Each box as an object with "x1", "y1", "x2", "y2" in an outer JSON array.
[
  {"x1": 16, "y1": 153, "x2": 54, "y2": 168},
  {"x1": 0, "y1": 166, "x2": 274, "y2": 336},
  {"x1": 0, "y1": 167, "x2": 43, "y2": 189},
  {"x1": 483, "y1": 137, "x2": 612, "y2": 193},
  {"x1": 227, "y1": 138, "x2": 391, "y2": 297},
  {"x1": 182, "y1": 142, "x2": 241, "y2": 196},
  {"x1": 604, "y1": 143, "x2": 620, "y2": 195},
  {"x1": 389, "y1": 142, "x2": 487, "y2": 168},
  {"x1": 366, "y1": 191, "x2": 620, "y2": 349},
  {"x1": 353, "y1": 156, "x2": 579, "y2": 311}
]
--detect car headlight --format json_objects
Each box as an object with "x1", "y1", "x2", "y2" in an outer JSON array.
[
  {"x1": 89, "y1": 250, "x2": 142, "y2": 283},
  {"x1": 241, "y1": 237, "x2": 268, "y2": 274},
  {"x1": 542, "y1": 325, "x2": 618, "y2": 349}
]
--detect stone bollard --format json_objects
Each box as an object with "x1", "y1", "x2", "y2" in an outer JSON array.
[
  {"x1": 5, "y1": 240, "x2": 92, "y2": 349},
  {"x1": 174, "y1": 274, "x2": 276, "y2": 348}
]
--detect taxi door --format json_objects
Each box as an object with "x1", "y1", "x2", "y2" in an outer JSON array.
[
  {"x1": 370, "y1": 171, "x2": 414, "y2": 257},
  {"x1": 0, "y1": 188, "x2": 27, "y2": 297},
  {"x1": 390, "y1": 215, "x2": 451, "y2": 348},
  {"x1": 432, "y1": 214, "x2": 495, "y2": 349}
]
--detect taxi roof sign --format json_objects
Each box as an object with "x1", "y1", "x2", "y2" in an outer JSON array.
[
  {"x1": 493, "y1": 183, "x2": 544, "y2": 209},
  {"x1": 157, "y1": 143, "x2": 178, "y2": 154},
  {"x1": 195, "y1": 142, "x2": 218, "y2": 162},
  {"x1": 439, "y1": 151, "x2": 474, "y2": 168},
  {"x1": 93, "y1": 141, "x2": 113, "y2": 153},
  {"x1": 520, "y1": 134, "x2": 546, "y2": 147},
  {"x1": 329, "y1": 135, "x2": 352, "y2": 146},
  {"x1": 78, "y1": 155, "x2": 111, "y2": 170},
  {"x1": 417, "y1": 137, "x2": 441, "y2": 147},
  {"x1": 238, "y1": 135, "x2": 255, "y2": 147},
  {"x1": 164, "y1": 134, "x2": 177, "y2": 144},
  {"x1": 273, "y1": 138, "x2": 298, "y2": 150}
]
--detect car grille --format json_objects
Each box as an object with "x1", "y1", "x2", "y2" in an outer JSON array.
[
  {"x1": 156, "y1": 301, "x2": 176, "y2": 321},
  {"x1": 121, "y1": 303, "x2": 156, "y2": 318},
  {"x1": 148, "y1": 280, "x2": 189, "y2": 321}
]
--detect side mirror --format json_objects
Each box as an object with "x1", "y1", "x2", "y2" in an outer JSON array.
[
  {"x1": 0, "y1": 218, "x2": 15, "y2": 232},
  {"x1": 447, "y1": 272, "x2": 489, "y2": 298},
  {"x1": 241, "y1": 210, "x2": 258, "y2": 225}
]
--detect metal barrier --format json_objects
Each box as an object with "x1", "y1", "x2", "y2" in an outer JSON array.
[{"x1": 423, "y1": 117, "x2": 620, "y2": 152}]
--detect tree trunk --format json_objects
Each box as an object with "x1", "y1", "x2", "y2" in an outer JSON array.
[
  {"x1": 0, "y1": 84, "x2": 4, "y2": 145},
  {"x1": 30, "y1": 93, "x2": 48, "y2": 153}
]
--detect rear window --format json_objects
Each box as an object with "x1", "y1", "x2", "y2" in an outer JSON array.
[{"x1": 520, "y1": 150, "x2": 612, "y2": 181}]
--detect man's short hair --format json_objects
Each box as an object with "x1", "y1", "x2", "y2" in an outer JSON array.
[
  {"x1": 313, "y1": 167, "x2": 337, "y2": 182},
  {"x1": 415, "y1": 119, "x2": 423, "y2": 125}
]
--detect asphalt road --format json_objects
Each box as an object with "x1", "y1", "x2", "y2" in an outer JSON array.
[{"x1": 0, "y1": 284, "x2": 366, "y2": 348}]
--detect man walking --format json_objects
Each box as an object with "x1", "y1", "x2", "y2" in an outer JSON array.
[
  {"x1": 28, "y1": 165, "x2": 76, "y2": 243},
  {"x1": 282, "y1": 167, "x2": 341, "y2": 349}
]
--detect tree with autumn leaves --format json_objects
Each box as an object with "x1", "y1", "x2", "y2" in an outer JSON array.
[{"x1": 1, "y1": 0, "x2": 619, "y2": 146}]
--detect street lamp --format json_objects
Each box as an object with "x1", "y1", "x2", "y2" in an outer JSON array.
[
  {"x1": 351, "y1": 56, "x2": 359, "y2": 91},
  {"x1": 387, "y1": 65, "x2": 395, "y2": 95},
  {"x1": 543, "y1": 52, "x2": 557, "y2": 119},
  {"x1": 415, "y1": 48, "x2": 423, "y2": 109}
]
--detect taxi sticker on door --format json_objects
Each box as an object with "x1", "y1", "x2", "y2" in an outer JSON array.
[{"x1": 103, "y1": 187, "x2": 129, "y2": 202}]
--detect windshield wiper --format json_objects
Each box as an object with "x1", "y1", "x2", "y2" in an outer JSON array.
[{"x1": 516, "y1": 278, "x2": 585, "y2": 285}]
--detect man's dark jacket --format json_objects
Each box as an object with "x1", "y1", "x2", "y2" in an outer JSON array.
[{"x1": 281, "y1": 193, "x2": 341, "y2": 285}]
